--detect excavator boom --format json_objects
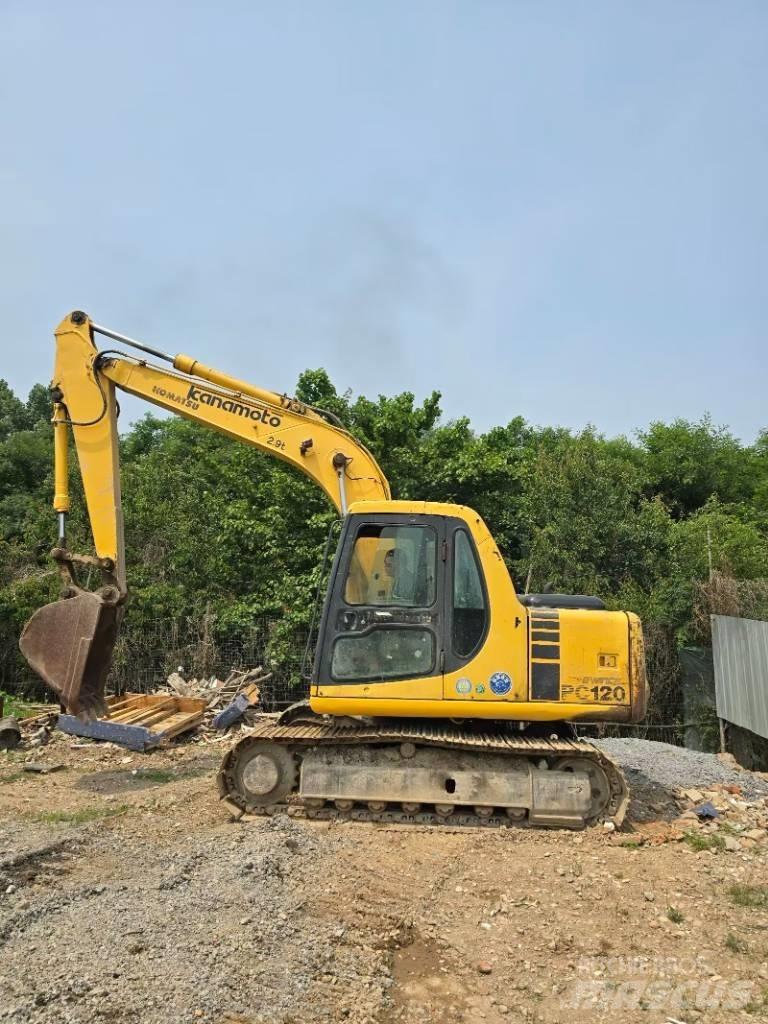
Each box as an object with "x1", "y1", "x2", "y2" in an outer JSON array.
[{"x1": 20, "y1": 311, "x2": 390, "y2": 717}]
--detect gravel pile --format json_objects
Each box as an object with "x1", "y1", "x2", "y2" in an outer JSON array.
[
  {"x1": 594, "y1": 737, "x2": 768, "y2": 799},
  {"x1": 0, "y1": 815, "x2": 392, "y2": 1024}
]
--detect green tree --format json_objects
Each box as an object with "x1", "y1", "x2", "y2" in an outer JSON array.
[
  {"x1": 640, "y1": 416, "x2": 753, "y2": 516},
  {"x1": 515, "y1": 427, "x2": 673, "y2": 599},
  {"x1": 0, "y1": 380, "x2": 31, "y2": 440}
]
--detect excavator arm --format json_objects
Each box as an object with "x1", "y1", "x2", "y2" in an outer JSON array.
[{"x1": 20, "y1": 311, "x2": 390, "y2": 718}]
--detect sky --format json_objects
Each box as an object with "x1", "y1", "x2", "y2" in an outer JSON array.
[{"x1": 1, "y1": 1, "x2": 766, "y2": 442}]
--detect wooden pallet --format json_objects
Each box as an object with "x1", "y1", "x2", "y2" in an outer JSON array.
[{"x1": 58, "y1": 693, "x2": 207, "y2": 751}]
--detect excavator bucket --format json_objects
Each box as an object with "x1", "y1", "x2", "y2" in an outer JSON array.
[{"x1": 19, "y1": 591, "x2": 119, "y2": 721}]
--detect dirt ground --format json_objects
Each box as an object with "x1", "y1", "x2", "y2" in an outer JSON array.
[{"x1": 1, "y1": 730, "x2": 767, "y2": 1024}]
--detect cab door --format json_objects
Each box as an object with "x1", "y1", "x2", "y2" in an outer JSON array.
[
  {"x1": 313, "y1": 513, "x2": 446, "y2": 702},
  {"x1": 441, "y1": 518, "x2": 529, "y2": 705}
]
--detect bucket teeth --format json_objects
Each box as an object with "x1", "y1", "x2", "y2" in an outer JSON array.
[{"x1": 19, "y1": 591, "x2": 120, "y2": 720}]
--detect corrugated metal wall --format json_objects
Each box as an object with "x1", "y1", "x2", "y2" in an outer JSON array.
[{"x1": 712, "y1": 615, "x2": 768, "y2": 741}]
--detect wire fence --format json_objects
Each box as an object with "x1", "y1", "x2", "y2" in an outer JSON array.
[
  {"x1": 109, "y1": 614, "x2": 311, "y2": 711},
  {"x1": 2, "y1": 613, "x2": 311, "y2": 711}
]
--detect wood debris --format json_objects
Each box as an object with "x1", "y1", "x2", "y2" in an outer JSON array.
[
  {"x1": 160, "y1": 666, "x2": 271, "y2": 710},
  {"x1": 47, "y1": 668, "x2": 272, "y2": 752},
  {"x1": 58, "y1": 694, "x2": 208, "y2": 752},
  {"x1": 211, "y1": 682, "x2": 262, "y2": 730}
]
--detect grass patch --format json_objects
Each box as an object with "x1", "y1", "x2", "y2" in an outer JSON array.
[
  {"x1": 33, "y1": 804, "x2": 130, "y2": 825},
  {"x1": 683, "y1": 830, "x2": 725, "y2": 852},
  {"x1": 0, "y1": 690, "x2": 53, "y2": 720},
  {"x1": 130, "y1": 769, "x2": 177, "y2": 784},
  {"x1": 666, "y1": 906, "x2": 684, "y2": 924},
  {"x1": 728, "y1": 884, "x2": 768, "y2": 909},
  {"x1": 725, "y1": 932, "x2": 748, "y2": 954},
  {"x1": 0, "y1": 771, "x2": 29, "y2": 784},
  {"x1": 746, "y1": 986, "x2": 768, "y2": 1016}
]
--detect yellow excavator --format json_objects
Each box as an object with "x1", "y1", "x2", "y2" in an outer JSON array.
[{"x1": 20, "y1": 312, "x2": 647, "y2": 828}]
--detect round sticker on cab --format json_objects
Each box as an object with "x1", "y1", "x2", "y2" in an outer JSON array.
[
  {"x1": 490, "y1": 671, "x2": 512, "y2": 696},
  {"x1": 455, "y1": 677, "x2": 472, "y2": 695}
]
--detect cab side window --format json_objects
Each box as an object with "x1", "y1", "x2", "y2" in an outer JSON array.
[{"x1": 452, "y1": 530, "x2": 487, "y2": 657}]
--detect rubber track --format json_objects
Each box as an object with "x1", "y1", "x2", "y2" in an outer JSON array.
[{"x1": 218, "y1": 717, "x2": 629, "y2": 828}]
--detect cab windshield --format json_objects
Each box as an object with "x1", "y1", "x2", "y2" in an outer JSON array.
[{"x1": 343, "y1": 524, "x2": 437, "y2": 607}]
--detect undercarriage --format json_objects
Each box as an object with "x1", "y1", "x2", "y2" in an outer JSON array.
[{"x1": 217, "y1": 716, "x2": 628, "y2": 830}]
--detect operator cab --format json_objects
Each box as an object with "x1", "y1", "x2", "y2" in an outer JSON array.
[{"x1": 314, "y1": 510, "x2": 489, "y2": 686}]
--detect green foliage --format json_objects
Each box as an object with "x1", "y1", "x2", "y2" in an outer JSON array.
[
  {"x1": 745, "y1": 986, "x2": 768, "y2": 1016},
  {"x1": 683, "y1": 830, "x2": 726, "y2": 852},
  {"x1": 130, "y1": 769, "x2": 178, "y2": 784},
  {"x1": 725, "y1": 932, "x2": 748, "y2": 953},
  {"x1": 640, "y1": 416, "x2": 754, "y2": 515},
  {"x1": 515, "y1": 427, "x2": 674, "y2": 597},
  {"x1": 0, "y1": 689, "x2": 45, "y2": 718},
  {"x1": 728, "y1": 884, "x2": 768, "y2": 909},
  {"x1": 672, "y1": 501, "x2": 768, "y2": 581},
  {"x1": 0, "y1": 380, "x2": 32, "y2": 441},
  {"x1": 0, "y1": 374, "x2": 766, "y2": 696},
  {"x1": 33, "y1": 805, "x2": 130, "y2": 825}
]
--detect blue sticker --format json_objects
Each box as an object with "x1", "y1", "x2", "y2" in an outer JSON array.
[
  {"x1": 455, "y1": 677, "x2": 472, "y2": 695},
  {"x1": 490, "y1": 671, "x2": 512, "y2": 696},
  {"x1": 475, "y1": 683, "x2": 486, "y2": 694}
]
